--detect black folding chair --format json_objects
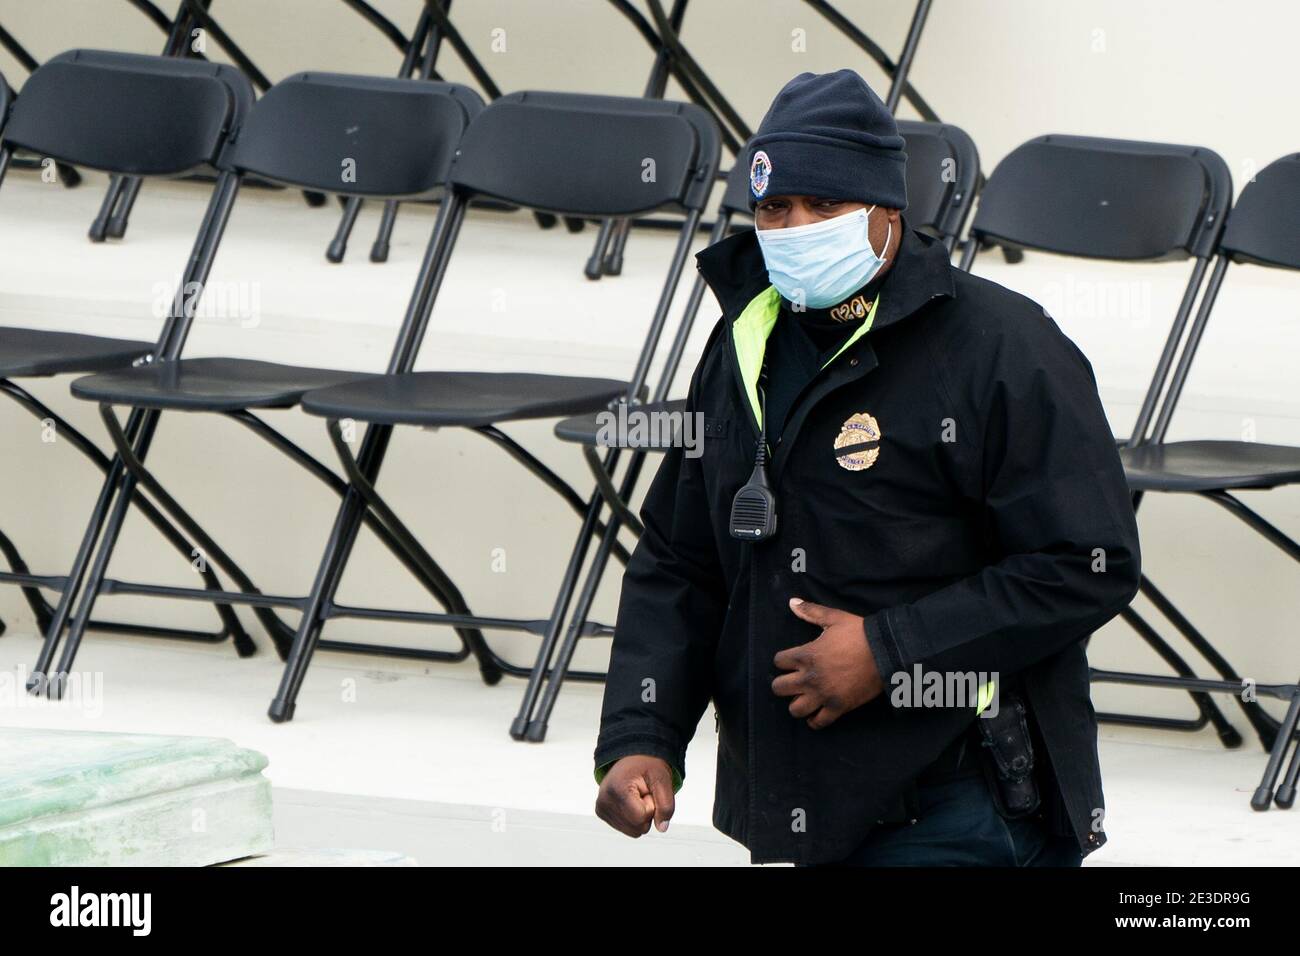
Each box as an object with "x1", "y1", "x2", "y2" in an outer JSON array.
[
  {"x1": 1095, "y1": 154, "x2": 1300, "y2": 809},
  {"x1": 93, "y1": 0, "x2": 324, "y2": 244},
  {"x1": 0, "y1": 50, "x2": 268, "y2": 677},
  {"x1": 0, "y1": 24, "x2": 81, "y2": 189},
  {"x1": 29, "y1": 71, "x2": 490, "y2": 695},
  {"x1": 259, "y1": 91, "x2": 722, "y2": 722},
  {"x1": 513, "y1": 118, "x2": 983, "y2": 741},
  {"x1": 954, "y1": 134, "x2": 1261, "y2": 750},
  {"x1": 328, "y1": 0, "x2": 527, "y2": 264}
]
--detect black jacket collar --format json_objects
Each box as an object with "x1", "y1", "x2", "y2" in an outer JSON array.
[{"x1": 695, "y1": 219, "x2": 957, "y2": 331}]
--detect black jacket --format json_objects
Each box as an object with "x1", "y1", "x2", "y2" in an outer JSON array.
[{"x1": 594, "y1": 225, "x2": 1141, "y2": 864}]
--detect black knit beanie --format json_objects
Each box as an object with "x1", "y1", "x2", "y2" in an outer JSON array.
[{"x1": 747, "y1": 70, "x2": 907, "y2": 211}]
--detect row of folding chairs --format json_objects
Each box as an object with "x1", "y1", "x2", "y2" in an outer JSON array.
[
  {"x1": 0, "y1": 49, "x2": 720, "y2": 716},
  {"x1": 0, "y1": 50, "x2": 983, "y2": 734},
  {"x1": 2, "y1": 51, "x2": 1299, "y2": 808},
  {"x1": 5, "y1": 1, "x2": 947, "y2": 274}
]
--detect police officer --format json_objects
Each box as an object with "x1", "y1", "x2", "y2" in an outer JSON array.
[{"x1": 593, "y1": 70, "x2": 1141, "y2": 866}]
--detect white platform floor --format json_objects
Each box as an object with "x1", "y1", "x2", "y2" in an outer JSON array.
[
  {"x1": 0, "y1": 630, "x2": 1296, "y2": 866},
  {"x1": 1, "y1": 172, "x2": 1299, "y2": 866}
]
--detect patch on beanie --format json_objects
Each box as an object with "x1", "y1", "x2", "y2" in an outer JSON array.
[{"x1": 750, "y1": 150, "x2": 772, "y2": 199}]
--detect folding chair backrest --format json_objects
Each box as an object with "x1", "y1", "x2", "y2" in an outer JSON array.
[
  {"x1": 1218, "y1": 154, "x2": 1300, "y2": 271},
  {"x1": 227, "y1": 73, "x2": 483, "y2": 199},
  {"x1": 971, "y1": 134, "x2": 1230, "y2": 261},
  {"x1": 0, "y1": 71, "x2": 11, "y2": 130},
  {"x1": 897, "y1": 119, "x2": 980, "y2": 247},
  {"x1": 1144, "y1": 154, "x2": 1300, "y2": 443},
  {"x1": 0, "y1": 50, "x2": 252, "y2": 176},
  {"x1": 448, "y1": 91, "x2": 721, "y2": 216}
]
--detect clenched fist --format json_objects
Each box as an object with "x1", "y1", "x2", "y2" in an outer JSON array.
[
  {"x1": 772, "y1": 597, "x2": 884, "y2": 729},
  {"x1": 595, "y1": 754, "x2": 676, "y2": 837}
]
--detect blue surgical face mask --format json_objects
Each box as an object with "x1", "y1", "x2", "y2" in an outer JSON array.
[{"x1": 755, "y1": 205, "x2": 891, "y2": 309}]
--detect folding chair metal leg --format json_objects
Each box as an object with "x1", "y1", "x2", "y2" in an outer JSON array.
[
  {"x1": 0, "y1": 20, "x2": 39, "y2": 73},
  {"x1": 90, "y1": 177, "x2": 127, "y2": 242},
  {"x1": 1254, "y1": 684, "x2": 1300, "y2": 810},
  {"x1": 0, "y1": 379, "x2": 254, "y2": 654},
  {"x1": 26, "y1": 411, "x2": 146, "y2": 691},
  {"x1": 602, "y1": 219, "x2": 633, "y2": 277},
  {"x1": 94, "y1": 405, "x2": 296, "y2": 646},
  {"x1": 1098, "y1": 482, "x2": 1300, "y2": 750},
  {"x1": 268, "y1": 425, "x2": 392, "y2": 722},
  {"x1": 644, "y1": 0, "x2": 751, "y2": 145},
  {"x1": 327, "y1": 195, "x2": 364, "y2": 263},
  {"x1": 1273, "y1": 713, "x2": 1300, "y2": 809},
  {"x1": 105, "y1": 177, "x2": 144, "y2": 239},
  {"x1": 228, "y1": 411, "x2": 511, "y2": 643},
  {"x1": 518, "y1": 205, "x2": 720, "y2": 736},
  {"x1": 473, "y1": 426, "x2": 633, "y2": 565},
  {"x1": 585, "y1": 0, "x2": 682, "y2": 280},
  {"x1": 322, "y1": 419, "x2": 501, "y2": 678},
  {"x1": 0, "y1": 526, "x2": 53, "y2": 631},
  {"x1": 581, "y1": 445, "x2": 643, "y2": 537},
  {"x1": 509, "y1": 472, "x2": 617, "y2": 740},
  {"x1": 90, "y1": 0, "x2": 197, "y2": 242},
  {"x1": 882, "y1": 0, "x2": 932, "y2": 113},
  {"x1": 525, "y1": 453, "x2": 648, "y2": 742},
  {"x1": 803, "y1": 0, "x2": 941, "y2": 122},
  {"x1": 585, "y1": 218, "x2": 618, "y2": 280},
  {"x1": 326, "y1": 6, "x2": 432, "y2": 263},
  {"x1": 269, "y1": 416, "x2": 506, "y2": 722},
  {"x1": 42, "y1": 403, "x2": 299, "y2": 695},
  {"x1": 1093, "y1": 604, "x2": 1241, "y2": 747},
  {"x1": 1140, "y1": 573, "x2": 1276, "y2": 747},
  {"x1": 369, "y1": 200, "x2": 401, "y2": 262},
  {"x1": 91, "y1": 175, "x2": 144, "y2": 241}
]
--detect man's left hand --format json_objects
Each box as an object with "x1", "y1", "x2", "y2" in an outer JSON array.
[{"x1": 772, "y1": 597, "x2": 884, "y2": 729}]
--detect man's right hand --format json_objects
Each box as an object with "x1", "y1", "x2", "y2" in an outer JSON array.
[{"x1": 595, "y1": 755, "x2": 676, "y2": 837}]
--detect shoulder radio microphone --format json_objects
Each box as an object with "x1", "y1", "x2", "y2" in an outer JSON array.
[{"x1": 730, "y1": 363, "x2": 778, "y2": 542}]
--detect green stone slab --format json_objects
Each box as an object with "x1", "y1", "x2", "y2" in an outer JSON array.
[
  {"x1": 0, "y1": 729, "x2": 273, "y2": 866},
  {"x1": 226, "y1": 848, "x2": 417, "y2": 866}
]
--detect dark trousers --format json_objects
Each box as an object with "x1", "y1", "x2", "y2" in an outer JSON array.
[{"x1": 814, "y1": 773, "x2": 1084, "y2": 867}]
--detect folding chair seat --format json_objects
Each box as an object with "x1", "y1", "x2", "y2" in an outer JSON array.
[
  {"x1": 0, "y1": 328, "x2": 152, "y2": 378},
  {"x1": 300, "y1": 371, "x2": 628, "y2": 428},
  {"x1": 71, "y1": 357, "x2": 375, "y2": 413},
  {"x1": 1094, "y1": 153, "x2": 1300, "y2": 808},
  {"x1": 1122, "y1": 440, "x2": 1300, "y2": 493},
  {"x1": 956, "y1": 134, "x2": 1286, "y2": 756},
  {"x1": 268, "y1": 90, "x2": 721, "y2": 724},
  {"x1": 0, "y1": 49, "x2": 268, "y2": 677},
  {"x1": 23, "y1": 70, "x2": 489, "y2": 693},
  {"x1": 552, "y1": 398, "x2": 687, "y2": 448}
]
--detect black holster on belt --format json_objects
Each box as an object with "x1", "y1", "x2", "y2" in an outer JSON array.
[{"x1": 977, "y1": 688, "x2": 1041, "y2": 819}]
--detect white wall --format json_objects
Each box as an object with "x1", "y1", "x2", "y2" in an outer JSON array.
[{"x1": 2, "y1": 1, "x2": 1299, "y2": 729}]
